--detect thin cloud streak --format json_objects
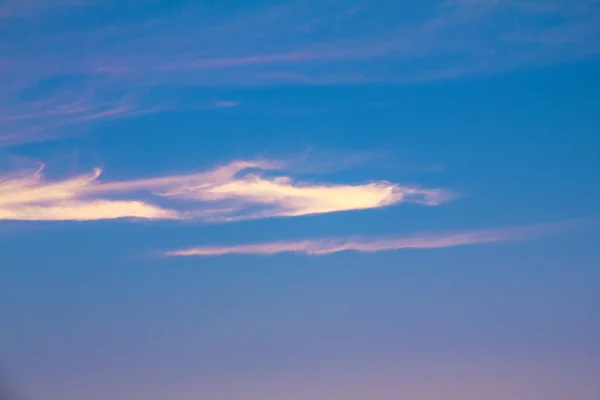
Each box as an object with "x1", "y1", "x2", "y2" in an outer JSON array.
[
  {"x1": 0, "y1": 158, "x2": 449, "y2": 221},
  {"x1": 213, "y1": 100, "x2": 240, "y2": 108},
  {"x1": 2, "y1": 0, "x2": 599, "y2": 147},
  {"x1": 0, "y1": 78, "x2": 160, "y2": 147},
  {"x1": 165, "y1": 221, "x2": 590, "y2": 257}
]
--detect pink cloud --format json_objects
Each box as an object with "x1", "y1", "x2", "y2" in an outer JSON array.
[
  {"x1": 213, "y1": 100, "x2": 241, "y2": 108},
  {"x1": 1, "y1": 0, "x2": 598, "y2": 147},
  {"x1": 164, "y1": 221, "x2": 589, "y2": 256},
  {"x1": 158, "y1": 48, "x2": 358, "y2": 72}
]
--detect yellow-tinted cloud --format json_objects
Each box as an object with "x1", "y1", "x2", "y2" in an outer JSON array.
[
  {"x1": 165, "y1": 222, "x2": 582, "y2": 256},
  {"x1": 0, "y1": 165, "x2": 177, "y2": 221},
  {"x1": 155, "y1": 160, "x2": 450, "y2": 220},
  {"x1": 0, "y1": 159, "x2": 450, "y2": 221},
  {"x1": 0, "y1": 200, "x2": 176, "y2": 221}
]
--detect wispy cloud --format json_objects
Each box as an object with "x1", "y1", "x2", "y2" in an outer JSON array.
[
  {"x1": 1, "y1": 0, "x2": 599, "y2": 146},
  {"x1": 0, "y1": 165, "x2": 177, "y2": 221},
  {"x1": 154, "y1": 162, "x2": 449, "y2": 221},
  {"x1": 164, "y1": 220, "x2": 591, "y2": 257},
  {"x1": 213, "y1": 100, "x2": 241, "y2": 109},
  {"x1": 0, "y1": 75, "x2": 163, "y2": 147},
  {"x1": 0, "y1": 158, "x2": 450, "y2": 221}
]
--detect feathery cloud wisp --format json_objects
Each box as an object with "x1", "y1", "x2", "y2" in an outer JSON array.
[
  {"x1": 98, "y1": 159, "x2": 449, "y2": 221},
  {"x1": 0, "y1": 165, "x2": 178, "y2": 221},
  {"x1": 0, "y1": 159, "x2": 450, "y2": 221},
  {"x1": 213, "y1": 100, "x2": 240, "y2": 108},
  {"x1": 164, "y1": 221, "x2": 585, "y2": 257},
  {"x1": 2, "y1": 0, "x2": 599, "y2": 147},
  {"x1": 156, "y1": 163, "x2": 448, "y2": 221}
]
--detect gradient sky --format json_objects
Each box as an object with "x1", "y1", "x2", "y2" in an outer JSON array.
[{"x1": 1, "y1": 1, "x2": 600, "y2": 399}]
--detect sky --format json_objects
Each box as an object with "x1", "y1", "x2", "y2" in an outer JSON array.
[{"x1": 1, "y1": 1, "x2": 600, "y2": 399}]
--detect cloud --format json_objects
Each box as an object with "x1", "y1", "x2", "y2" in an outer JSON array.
[
  {"x1": 0, "y1": 200, "x2": 175, "y2": 221},
  {"x1": 99, "y1": 159, "x2": 451, "y2": 221},
  {"x1": 164, "y1": 220, "x2": 590, "y2": 257},
  {"x1": 0, "y1": 165, "x2": 178, "y2": 221},
  {"x1": 156, "y1": 166, "x2": 448, "y2": 221},
  {"x1": 2, "y1": 0, "x2": 599, "y2": 146},
  {"x1": 0, "y1": 158, "x2": 450, "y2": 221},
  {"x1": 213, "y1": 100, "x2": 240, "y2": 108}
]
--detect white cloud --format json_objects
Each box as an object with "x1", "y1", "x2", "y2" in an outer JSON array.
[
  {"x1": 160, "y1": 169, "x2": 448, "y2": 221},
  {"x1": 0, "y1": 165, "x2": 177, "y2": 221},
  {"x1": 0, "y1": 158, "x2": 450, "y2": 221}
]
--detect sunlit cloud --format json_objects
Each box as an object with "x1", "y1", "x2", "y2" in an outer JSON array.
[
  {"x1": 164, "y1": 221, "x2": 588, "y2": 257},
  {"x1": 0, "y1": 165, "x2": 177, "y2": 221},
  {"x1": 0, "y1": 158, "x2": 449, "y2": 221},
  {"x1": 98, "y1": 159, "x2": 450, "y2": 221},
  {"x1": 155, "y1": 164, "x2": 449, "y2": 221}
]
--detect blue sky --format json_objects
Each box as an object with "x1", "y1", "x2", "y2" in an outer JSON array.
[{"x1": 1, "y1": 1, "x2": 600, "y2": 399}]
